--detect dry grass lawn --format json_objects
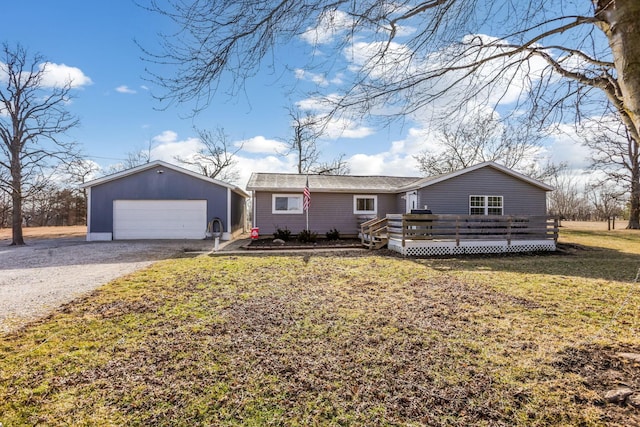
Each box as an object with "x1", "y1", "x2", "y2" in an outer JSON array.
[
  {"x1": 0, "y1": 225, "x2": 86, "y2": 241},
  {"x1": 0, "y1": 220, "x2": 622, "y2": 241},
  {"x1": 0, "y1": 223, "x2": 639, "y2": 426}
]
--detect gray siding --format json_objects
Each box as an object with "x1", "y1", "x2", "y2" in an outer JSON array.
[
  {"x1": 89, "y1": 167, "x2": 230, "y2": 233},
  {"x1": 396, "y1": 193, "x2": 406, "y2": 213},
  {"x1": 230, "y1": 190, "x2": 246, "y2": 233},
  {"x1": 417, "y1": 167, "x2": 548, "y2": 215},
  {"x1": 254, "y1": 191, "x2": 398, "y2": 236}
]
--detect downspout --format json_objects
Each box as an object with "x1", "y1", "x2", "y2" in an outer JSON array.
[{"x1": 253, "y1": 191, "x2": 257, "y2": 230}]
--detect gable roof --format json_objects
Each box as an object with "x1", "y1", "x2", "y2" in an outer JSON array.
[
  {"x1": 80, "y1": 160, "x2": 250, "y2": 198},
  {"x1": 247, "y1": 173, "x2": 421, "y2": 193},
  {"x1": 397, "y1": 161, "x2": 554, "y2": 192}
]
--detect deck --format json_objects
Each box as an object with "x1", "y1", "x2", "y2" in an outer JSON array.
[{"x1": 362, "y1": 214, "x2": 558, "y2": 256}]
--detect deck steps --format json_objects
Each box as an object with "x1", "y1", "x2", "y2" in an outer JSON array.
[{"x1": 360, "y1": 217, "x2": 389, "y2": 250}]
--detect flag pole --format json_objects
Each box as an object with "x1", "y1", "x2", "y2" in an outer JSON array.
[{"x1": 304, "y1": 174, "x2": 310, "y2": 230}]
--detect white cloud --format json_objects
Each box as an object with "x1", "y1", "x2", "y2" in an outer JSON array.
[
  {"x1": 296, "y1": 94, "x2": 339, "y2": 113},
  {"x1": 116, "y1": 85, "x2": 136, "y2": 94},
  {"x1": 150, "y1": 132, "x2": 201, "y2": 163},
  {"x1": 152, "y1": 130, "x2": 180, "y2": 145},
  {"x1": 238, "y1": 135, "x2": 287, "y2": 154},
  {"x1": 234, "y1": 154, "x2": 298, "y2": 188},
  {"x1": 348, "y1": 152, "x2": 421, "y2": 176},
  {"x1": 294, "y1": 68, "x2": 345, "y2": 87},
  {"x1": 389, "y1": 127, "x2": 440, "y2": 156},
  {"x1": 545, "y1": 124, "x2": 593, "y2": 170},
  {"x1": 320, "y1": 116, "x2": 374, "y2": 139},
  {"x1": 39, "y1": 62, "x2": 92, "y2": 88},
  {"x1": 301, "y1": 9, "x2": 353, "y2": 45},
  {"x1": 294, "y1": 68, "x2": 330, "y2": 86},
  {"x1": 330, "y1": 73, "x2": 344, "y2": 85}
]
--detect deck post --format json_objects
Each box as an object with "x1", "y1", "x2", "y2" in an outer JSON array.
[
  {"x1": 455, "y1": 217, "x2": 460, "y2": 247},
  {"x1": 402, "y1": 215, "x2": 406, "y2": 247},
  {"x1": 507, "y1": 216, "x2": 512, "y2": 246}
]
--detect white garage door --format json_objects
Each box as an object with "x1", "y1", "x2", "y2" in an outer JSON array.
[{"x1": 113, "y1": 200, "x2": 207, "y2": 239}]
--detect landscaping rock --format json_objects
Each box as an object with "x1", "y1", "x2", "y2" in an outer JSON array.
[
  {"x1": 604, "y1": 387, "x2": 634, "y2": 403},
  {"x1": 628, "y1": 394, "x2": 640, "y2": 408},
  {"x1": 273, "y1": 239, "x2": 286, "y2": 244}
]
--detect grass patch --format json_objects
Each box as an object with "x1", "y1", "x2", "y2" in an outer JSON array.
[{"x1": 1, "y1": 230, "x2": 639, "y2": 425}]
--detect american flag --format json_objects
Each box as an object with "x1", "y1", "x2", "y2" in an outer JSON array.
[{"x1": 303, "y1": 176, "x2": 311, "y2": 211}]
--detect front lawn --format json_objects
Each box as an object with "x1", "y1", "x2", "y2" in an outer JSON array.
[{"x1": 0, "y1": 227, "x2": 639, "y2": 426}]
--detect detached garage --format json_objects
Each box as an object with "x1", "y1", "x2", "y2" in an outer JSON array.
[{"x1": 82, "y1": 160, "x2": 248, "y2": 241}]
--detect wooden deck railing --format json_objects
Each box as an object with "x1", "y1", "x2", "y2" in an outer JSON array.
[{"x1": 386, "y1": 214, "x2": 559, "y2": 247}]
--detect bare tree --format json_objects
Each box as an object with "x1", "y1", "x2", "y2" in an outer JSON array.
[
  {"x1": 414, "y1": 113, "x2": 557, "y2": 177},
  {"x1": 22, "y1": 183, "x2": 85, "y2": 227},
  {"x1": 548, "y1": 172, "x2": 591, "y2": 222},
  {"x1": 107, "y1": 148, "x2": 152, "y2": 175},
  {"x1": 124, "y1": 149, "x2": 151, "y2": 169},
  {"x1": 0, "y1": 190, "x2": 10, "y2": 227},
  {"x1": 581, "y1": 116, "x2": 640, "y2": 228},
  {"x1": 587, "y1": 182, "x2": 624, "y2": 221},
  {"x1": 283, "y1": 108, "x2": 322, "y2": 174},
  {"x1": 175, "y1": 126, "x2": 241, "y2": 183},
  {"x1": 66, "y1": 158, "x2": 101, "y2": 213},
  {"x1": 311, "y1": 154, "x2": 351, "y2": 175},
  {"x1": 282, "y1": 107, "x2": 351, "y2": 175},
  {"x1": 0, "y1": 43, "x2": 80, "y2": 245},
  {"x1": 142, "y1": 1, "x2": 640, "y2": 150}
]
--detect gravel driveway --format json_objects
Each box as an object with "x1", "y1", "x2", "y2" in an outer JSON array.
[{"x1": 0, "y1": 237, "x2": 221, "y2": 333}]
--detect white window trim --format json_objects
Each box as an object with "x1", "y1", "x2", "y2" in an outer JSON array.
[
  {"x1": 272, "y1": 193, "x2": 304, "y2": 214},
  {"x1": 469, "y1": 195, "x2": 503, "y2": 215},
  {"x1": 353, "y1": 195, "x2": 378, "y2": 215}
]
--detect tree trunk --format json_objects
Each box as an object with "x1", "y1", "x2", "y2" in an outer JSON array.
[
  {"x1": 10, "y1": 149, "x2": 24, "y2": 245},
  {"x1": 598, "y1": 0, "x2": 640, "y2": 143},
  {"x1": 628, "y1": 157, "x2": 640, "y2": 229}
]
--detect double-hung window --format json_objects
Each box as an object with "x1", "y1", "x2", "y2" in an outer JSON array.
[
  {"x1": 272, "y1": 194, "x2": 303, "y2": 214},
  {"x1": 469, "y1": 195, "x2": 503, "y2": 215},
  {"x1": 354, "y1": 195, "x2": 377, "y2": 215}
]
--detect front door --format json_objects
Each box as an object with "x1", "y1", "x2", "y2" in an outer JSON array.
[{"x1": 405, "y1": 191, "x2": 418, "y2": 213}]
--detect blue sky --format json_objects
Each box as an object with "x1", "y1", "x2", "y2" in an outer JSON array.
[{"x1": 3, "y1": 1, "x2": 592, "y2": 188}]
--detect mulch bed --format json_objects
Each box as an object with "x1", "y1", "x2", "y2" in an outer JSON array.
[{"x1": 245, "y1": 238, "x2": 363, "y2": 250}]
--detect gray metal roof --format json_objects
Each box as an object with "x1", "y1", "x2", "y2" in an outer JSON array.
[
  {"x1": 247, "y1": 162, "x2": 554, "y2": 194},
  {"x1": 247, "y1": 173, "x2": 422, "y2": 193}
]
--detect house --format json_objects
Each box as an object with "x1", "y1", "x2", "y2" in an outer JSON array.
[
  {"x1": 246, "y1": 173, "x2": 420, "y2": 237},
  {"x1": 81, "y1": 160, "x2": 248, "y2": 241},
  {"x1": 246, "y1": 161, "x2": 554, "y2": 237}
]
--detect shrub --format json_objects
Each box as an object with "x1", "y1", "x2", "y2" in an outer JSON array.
[
  {"x1": 273, "y1": 227, "x2": 292, "y2": 241},
  {"x1": 298, "y1": 229, "x2": 318, "y2": 243},
  {"x1": 325, "y1": 228, "x2": 340, "y2": 241}
]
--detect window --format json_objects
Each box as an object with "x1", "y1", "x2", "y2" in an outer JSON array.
[
  {"x1": 272, "y1": 194, "x2": 303, "y2": 214},
  {"x1": 469, "y1": 195, "x2": 503, "y2": 215},
  {"x1": 354, "y1": 195, "x2": 377, "y2": 214}
]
